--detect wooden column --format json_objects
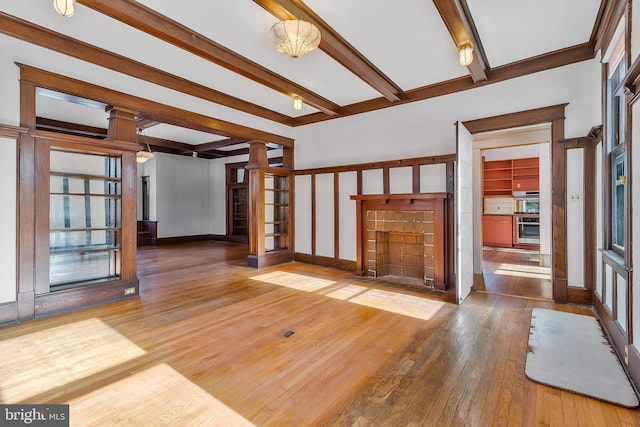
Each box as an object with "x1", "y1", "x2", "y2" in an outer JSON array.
[
  {"x1": 106, "y1": 106, "x2": 139, "y2": 284},
  {"x1": 247, "y1": 141, "x2": 268, "y2": 267}
]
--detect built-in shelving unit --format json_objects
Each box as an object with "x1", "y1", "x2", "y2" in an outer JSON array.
[
  {"x1": 512, "y1": 157, "x2": 540, "y2": 191},
  {"x1": 264, "y1": 174, "x2": 289, "y2": 252},
  {"x1": 483, "y1": 159, "x2": 513, "y2": 196}
]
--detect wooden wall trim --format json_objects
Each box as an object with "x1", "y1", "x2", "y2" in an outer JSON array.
[
  {"x1": 551, "y1": 118, "x2": 568, "y2": 303},
  {"x1": 293, "y1": 44, "x2": 592, "y2": 126},
  {"x1": 18, "y1": 63, "x2": 295, "y2": 148},
  {"x1": 155, "y1": 235, "x2": 213, "y2": 245},
  {"x1": 294, "y1": 253, "x2": 356, "y2": 271},
  {"x1": 34, "y1": 279, "x2": 139, "y2": 318},
  {"x1": 0, "y1": 301, "x2": 17, "y2": 326},
  {"x1": 334, "y1": 172, "x2": 340, "y2": 260},
  {"x1": 295, "y1": 154, "x2": 456, "y2": 176},
  {"x1": 311, "y1": 174, "x2": 316, "y2": 257},
  {"x1": 463, "y1": 104, "x2": 567, "y2": 134},
  {"x1": 0, "y1": 124, "x2": 28, "y2": 138}
]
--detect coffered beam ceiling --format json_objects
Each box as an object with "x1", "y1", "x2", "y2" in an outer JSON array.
[
  {"x1": 433, "y1": 0, "x2": 488, "y2": 83},
  {"x1": 0, "y1": 12, "x2": 292, "y2": 125},
  {"x1": 77, "y1": 0, "x2": 341, "y2": 116},
  {"x1": 253, "y1": 0, "x2": 404, "y2": 102},
  {"x1": 194, "y1": 139, "x2": 248, "y2": 152}
]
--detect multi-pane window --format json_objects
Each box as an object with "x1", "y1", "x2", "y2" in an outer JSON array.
[{"x1": 606, "y1": 52, "x2": 626, "y2": 254}]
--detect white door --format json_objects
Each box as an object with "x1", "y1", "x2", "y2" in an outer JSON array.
[{"x1": 456, "y1": 121, "x2": 474, "y2": 303}]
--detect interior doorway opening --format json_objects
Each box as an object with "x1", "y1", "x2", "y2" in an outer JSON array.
[{"x1": 472, "y1": 124, "x2": 553, "y2": 300}]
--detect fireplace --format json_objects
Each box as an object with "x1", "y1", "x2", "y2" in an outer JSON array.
[{"x1": 351, "y1": 193, "x2": 449, "y2": 290}]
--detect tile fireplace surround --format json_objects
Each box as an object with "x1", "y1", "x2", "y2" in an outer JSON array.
[{"x1": 350, "y1": 193, "x2": 448, "y2": 291}]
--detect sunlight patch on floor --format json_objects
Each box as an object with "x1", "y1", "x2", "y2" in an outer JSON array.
[
  {"x1": 0, "y1": 318, "x2": 145, "y2": 403},
  {"x1": 494, "y1": 262, "x2": 551, "y2": 280},
  {"x1": 68, "y1": 363, "x2": 255, "y2": 426},
  {"x1": 251, "y1": 271, "x2": 445, "y2": 320},
  {"x1": 250, "y1": 271, "x2": 336, "y2": 292}
]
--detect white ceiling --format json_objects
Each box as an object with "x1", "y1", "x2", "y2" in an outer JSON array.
[{"x1": 0, "y1": 0, "x2": 603, "y2": 148}]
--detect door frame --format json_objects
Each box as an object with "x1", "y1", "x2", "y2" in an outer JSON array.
[{"x1": 463, "y1": 104, "x2": 569, "y2": 303}]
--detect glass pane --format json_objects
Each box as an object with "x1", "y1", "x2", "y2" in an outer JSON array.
[
  {"x1": 613, "y1": 151, "x2": 625, "y2": 249},
  {"x1": 50, "y1": 250, "x2": 120, "y2": 290},
  {"x1": 607, "y1": 59, "x2": 625, "y2": 150},
  {"x1": 264, "y1": 174, "x2": 289, "y2": 252},
  {"x1": 49, "y1": 150, "x2": 122, "y2": 290}
]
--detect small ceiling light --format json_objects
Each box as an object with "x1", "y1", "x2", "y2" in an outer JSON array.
[
  {"x1": 459, "y1": 44, "x2": 474, "y2": 67},
  {"x1": 192, "y1": 151, "x2": 198, "y2": 158},
  {"x1": 53, "y1": 0, "x2": 75, "y2": 17},
  {"x1": 293, "y1": 96, "x2": 303, "y2": 111},
  {"x1": 269, "y1": 20, "x2": 321, "y2": 58},
  {"x1": 136, "y1": 128, "x2": 154, "y2": 164}
]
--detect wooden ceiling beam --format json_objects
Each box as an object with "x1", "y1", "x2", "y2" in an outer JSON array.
[
  {"x1": 77, "y1": 0, "x2": 340, "y2": 116},
  {"x1": 293, "y1": 43, "x2": 594, "y2": 126},
  {"x1": 432, "y1": 0, "x2": 489, "y2": 83},
  {"x1": 136, "y1": 119, "x2": 161, "y2": 130},
  {"x1": 35, "y1": 117, "x2": 107, "y2": 139},
  {"x1": 18, "y1": 63, "x2": 295, "y2": 148},
  {"x1": 0, "y1": 12, "x2": 292, "y2": 125},
  {"x1": 253, "y1": 0, "x2": 404, "y2": 102},
  {"x1": 194, "y1": 139, "x2": 247, "y2": 152}
]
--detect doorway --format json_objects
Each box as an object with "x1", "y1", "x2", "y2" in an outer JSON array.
[{"x1": 472, "y1": 125, "x2": 553, "y2": 300}]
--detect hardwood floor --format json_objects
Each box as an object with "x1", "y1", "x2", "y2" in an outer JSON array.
[
  {"x1": 1, "y1": 241, "x2": 638, "y2": 426},
  {"x1": 476, "y1": 247, "x2": 553, "y2": 300}
]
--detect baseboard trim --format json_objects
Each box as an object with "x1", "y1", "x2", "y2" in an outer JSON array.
[
  {"x1": 568, "y1": 287, "x2": 593, "y2": 305},
  {"x1": 0, "y1": 301, "x2": 17, "y2": 325},
  {"x1": 155, "y1": 234, "x2": 211, "y2": 245},
  {"x1": 294, "y1": 253, "x2": 356, "y2": 271},
  {"x1": 34, "y1": 278, "x2": 139, "y2": 318}
]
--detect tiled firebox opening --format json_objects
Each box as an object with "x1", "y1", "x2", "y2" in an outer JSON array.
[{"x1": 366, "y1": 210, "x2": 436, "y2": 286}]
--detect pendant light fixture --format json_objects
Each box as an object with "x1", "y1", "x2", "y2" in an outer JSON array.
[
  {"x1": 459, "y1": 44, "x2": 474, "y2": 67},
  {"x1": 136, "y1": 128, "x2": 154, "y2": 164},
  {"x1": 293, "y1": 96, "x2": 303, "y2": 111},
  {"x1": 53, "y1": 0, "x2": 75, "y2": 17},
  {"x1": 269, "y1": 20, "x2": 321, "y2": 58}
]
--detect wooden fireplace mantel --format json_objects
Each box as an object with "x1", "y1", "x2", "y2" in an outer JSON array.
[{"x1": 350, "y1": 193, "x2": 449, "y2": 290}]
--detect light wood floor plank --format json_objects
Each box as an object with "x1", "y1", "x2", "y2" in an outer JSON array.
[{"x1": 1, "y1": 241, "x2": 639, "y2": 426}]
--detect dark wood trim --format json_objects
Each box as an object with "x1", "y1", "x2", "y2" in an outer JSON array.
[
  {"x1": 567, "y1": 287, "x2": 593, "y2": 305},
  {"x1": 593, "y1": 0, "x2": 627, "y2": 55},
  {"x1": 334, "y1": 172, "x2": 340, "y2": 261},
  {"x1": 253, "y1": 0, "x2": 403, "y2": 102},
  {"x1": 595, "y1": 295, "x2": 629, "y2": 372},
  {"x1": 295, "y1": 154, "x2": 456, "y2": 175},
  {"x1": 34, "y1": 137, "x2": 50, "y2": 296},
  {"x1": 412, "y1": 164, "x2": 421, "y2": 193},
  {"x1": 433, "y1": 0, "x2": 488, "y2": 83},
  {"x1": 463, "y1": 104, "x2": 567, "y2": 134},
  {"x1": 628, "y1": 340, "x2": 640, "y2": 395},
  {"x1": 18, "y1": 63, "x2": 295, "y2": 148},
  {"x1": 17, "y1": 81, "x2": 36, "y2": 321},
  {"x1": 356, "y1": 170, "x2": 363, "y2": 195},
  {"x1": 294, "y1": 252, "x2": 356, "y2": 271},
  {"x1": 155, "y1": 235, "x2": 213, "y2": 245},
  {"x1": 0, "y1": 11, "x2": 291, "y2": 125},
  {"x1": 382, "y1": 167, "x2": 390, "y2": 194},
  {"x1": 293, "y1": 44, "x2": 592, "y2": 126},
  {"x1": 36, "y1": 117, "x2": 107, "y2": 139},
  {"x1": 584, "y1": 142, "x2": 597, "y2": 295},
  {"x1": 462, "y1": 104, "x2": 569, "y2": 303},
  {"x1": 77, "y1": 0, "x2": 340, "y2": 116},
  {"x1": 195, "y1": 139, "x2": 247, "y2": 152},
  {"x1": 247, "y1": 250, "x2": 294, "y2": 268},
  {"x1": 551, "y1": 118, "x2": 568, "y2": 303},
  {"x1": 34, "y1": 278, "x2": 139, "y2": 318},
  {"x1": 311, "y1": 173, "x2": 316, "y2": 257},
  {"x1": 0, "y1": 301, "x2": 17, "y2": 326},
  {"x1": 0, "y1": 123, "x2": 28, "y2": 138}
]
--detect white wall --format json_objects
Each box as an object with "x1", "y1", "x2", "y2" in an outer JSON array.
[
  {"x1": 155, "y1": 153, "x2": 212, "y2": 238},
  {"x1": 0, "y1": 138, "x2": 16, "y2": 304},
  {"x1": 566, "y1": 148, "x2": 585, "y2": 288},
  {"x1": 293, "y1": 60, "x2": 600, "y2": 264}
]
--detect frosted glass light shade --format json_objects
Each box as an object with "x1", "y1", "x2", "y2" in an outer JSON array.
[
  {"x1": 269, "y1": 20, "x2": 321, "y2": 58},
  {"x1": 459, "y1": 44, "x2": 474, "y2": 66},
  {"x1": 136, "y1": 150, "x2": 154, "y2": 164},
  {"x1": 54, "y1": 0, "x2": 75, "y2": 17},
  {"x1": 293, "y1": 96, "x2": 303, "y2": 111}
]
